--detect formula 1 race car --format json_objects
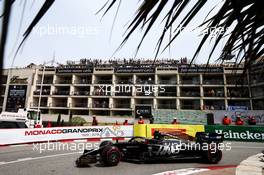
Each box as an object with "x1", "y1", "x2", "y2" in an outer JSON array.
[{"x1": 75, "y1": 131, "x2": 224, "y2": 167}]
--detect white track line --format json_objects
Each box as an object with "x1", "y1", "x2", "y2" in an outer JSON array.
[
  {"x1": 0, "y1": 151, "x2": 82, "y2": 166},
  {"x1": 152, "y1": 168, "x2": 209, "y2": 175}
]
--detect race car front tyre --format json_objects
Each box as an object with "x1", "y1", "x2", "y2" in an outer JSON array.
[
  {"x1": 205, "y1": 149, "x2": 222, "y2": 164},
  {"x1": 100, "y1": 146, "x2": 121, "y2": 166}
]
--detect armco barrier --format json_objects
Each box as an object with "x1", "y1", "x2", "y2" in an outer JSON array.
[
  {"x1": 205, "y1": 125, "x2": 264, "y2": 142},
  {"x1": 0, "y1": 125, "x2": 134, "y2": 146},
  {"x1": 134, "y1": 124, "x2": 205, "y2": 138}
]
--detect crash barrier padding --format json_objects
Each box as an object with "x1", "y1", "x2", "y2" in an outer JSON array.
[
  {"x1": 0, "y1": 125, "x2": 134, "y2": 146},
  {"x1": 205, "y1": 125, "x2": 264, "y2": 142},
  {"x1": 134, "y1": 124, "x2": 205, "y2": 138}
]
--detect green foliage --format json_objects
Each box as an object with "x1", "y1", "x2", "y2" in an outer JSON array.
[{"x1": 71, "y1": 117, "x2": 86, "y2": 126}]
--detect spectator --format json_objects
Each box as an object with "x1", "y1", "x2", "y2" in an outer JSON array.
[
  {"x1": 235, "y1": 115, "x2": 244, "y2": 125},
  {"x1": 47, "y1": 121, "x2": 52, "y2": 127},
  {"x1": 92, "y1": 116, "x2": 98, "y2": 126},
  {"x1": 123, "y1": 119, "x2": 128, "y2": 125},
  {"x1": 149, "y1": 115, "x2": 154, "y2": 124},
  {"x1": 222, "y1": 114, "x2": 231, "y2": 125},
  {"x1": 248, "y1": 116, "x2": 256, "y2": 125},
  {"x1": 34, "y1": 122, "x2": 41, "y2": 128},
  {"x1": 138, "y1": 116, "x2": 144, "y2": 124},
  {"x1": 171, "y1": 118, "x2": 178, "y2": 124}
]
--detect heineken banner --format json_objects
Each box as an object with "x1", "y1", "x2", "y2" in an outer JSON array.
[{"x1": 205, "y1": 125, "x2": 264, "y2": 142}]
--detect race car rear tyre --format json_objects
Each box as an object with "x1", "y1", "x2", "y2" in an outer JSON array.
[
  {"x1": 205, "y1": 149, "x2": 222, "y2": 164},
  {"x1": 100, "y1": 146, "x2": 121, "y2": 166},
  {"x1": 99, "y1": 141, "x2": 113, "y2": 148}
]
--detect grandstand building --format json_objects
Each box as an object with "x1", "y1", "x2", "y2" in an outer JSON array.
[{"x1": 0, "y1": 58, "x2": 263, "y2": 117}]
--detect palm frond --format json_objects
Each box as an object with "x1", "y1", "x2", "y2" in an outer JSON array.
[{"x1": 101, "y1": 0, "x2": 264, "y2": 71}]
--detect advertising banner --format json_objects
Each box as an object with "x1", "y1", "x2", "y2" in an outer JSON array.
[
  {"x1": 205, "y1": 125, "x2": 264, "y2": 142},
  {"x1": 133, "y1": 124, "x2": 205, "y2": 138},
  {"x1": 0, "y1": 125, "x2": 133, "y2": 145}
]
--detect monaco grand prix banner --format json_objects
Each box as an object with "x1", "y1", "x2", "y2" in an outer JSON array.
[
  {"x1": 0, "y1": 125, "x2": 133, "y2": 145},
  {"x1": 205, "y1": 125, "x2": 264, "y2": 142}
]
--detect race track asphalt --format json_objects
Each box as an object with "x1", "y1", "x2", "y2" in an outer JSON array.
[{"x1": 0, "y1": 141, "x2": 263, "y2": 175}]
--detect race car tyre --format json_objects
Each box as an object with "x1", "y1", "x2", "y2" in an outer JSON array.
[
  {"x1": 99, "y1": 141, "x2": 113, "y2": 148},
  {"x1": 100, "y1": 146, "x2": 121, "y2": 166},
  {"x1": 205, "y1": 149, "x2": 222, "y2": 164}
]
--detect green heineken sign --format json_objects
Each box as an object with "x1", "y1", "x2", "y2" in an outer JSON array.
[{"x1": 205, "y1": 125, "x2": 264, "y2": 142}]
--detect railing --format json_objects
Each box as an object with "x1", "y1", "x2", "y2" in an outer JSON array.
[
  {"x1": 203, "y1": 80, "x2": 224, "y2": 85},
  {"x1": 92, "y1": 103, "x2": 109, "y2": 108},
  {"x1": 203, "y1": 105, "x2": 225, "y2": 110},
  {"x1": 33, "y1": 90, "x2": 50, "y2": 95},
  {"x1": 113, "y1": 103, "x2": 131, "y2": 108},
  {"x1": 180, "y1": 104, "x2": 201, "y2": 110},
  {"x1": 136, "y1": 80, "x2": 155, "y2": 84},
  {"x1": 203, "y1": 91, "x2": 224, "y2": 97},
  {"x1": 114, "y1": 92, "x2": 132, "y2": 96},
  {"x1": 74, "y1": 80, "x2": 92, "y2": 84},
  {"x1": 49, "y1": 103, "x2": 68, "y2": 107},
  {"x1": 136, "y1": 92, "x2": 154, "y2": 96},
  {"x1": 179, "y1": 80, "x2": 200, "y2": 84},
  {"x1": 227, "y1": 89, "x2": 249, "y2": 97},
  {"x1": 92, "y1": 91, "x2": 111, "y2": 96},
  {"x1": 70, "y1": 103, "x2": 88, "y2": 108},
  {"x1": 158, "y1": 92, "x2": 177, "y2": 96},
  {"x1": 52, "y1": 91, "x2": 70, "y2": 96},
  {"x1": 157, "y1": 104, "x2": 176, "y2": 109},
  {"x1": 158, "y1": 80, "x2": 177, "y2": 84},
  {"x1": 94, "y1": 80, "x2": 112, "y2": 84},
  {"x1": 180, "y1": 92, "x2": 200, "y2": 97},
  {"x1": 72, "y1": 91, "x2": 90, "y2": 96},
  {"x1": 115, "y1": 80, "x2": 133, "y2": 84},
  {"x1": 36, "y1": 80, "x2": 53, "y2": 84},
  {"x1": 30, "y1": 102, "x2": 47, "y2": 107},
  {"x1": 54, "y1": 80, "x2": 72, "y2": 84}
]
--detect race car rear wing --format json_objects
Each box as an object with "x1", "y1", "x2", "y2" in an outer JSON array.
[{"x1": 195, "y1": 132, "x2": 224, "y2": 143}]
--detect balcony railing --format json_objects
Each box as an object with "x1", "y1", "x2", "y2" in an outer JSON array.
[
  {"x1": 203, "y1": 105, "x2": 225, "y2": 110},
  {"x1": 52, "y1": 91, "x2": 70, "y2": 96},
  {"x1": 180, "y1": 91, "x2": 200, "y2": 97},
  {"x1": 36, "y1": 80, "x2": 53, "y2": 84},
  {"x1": 30, "y1": 103, "x2": 47, "y2": 107},
  {"x1": 180, "y1": 104, "x2": 201, "y2": 110},
  {"x1": 55, "y1": 80, "x2": 72, "y2": 84},
  {"x1": 203, "y1": 80, "x2": 224, "y2": 85},
  {"x1": 70, "y1": 103, "x2": 88, "y2": 108},
  {"x1": 203, "y1": 91, "x2": 224, "y2": 97},
  {"x1": 94, "y1": 80, "x2": 112, "y2": 84},
  {"x1": 115, "y1": 80, "x2": 133, "y2": 84},
  {"x1": 72, "y1": 91, "x2": 90, "y2": 96},
  {"x1": 74, "y1": 80, "x2": 92, "y2": 84},
  {"x1": 158, "y1": 92, "x2": 177, "y2": 97},
  {"x1": 92, "y1": 91, "x2": 111, "y2": 96},
  {"x1": 114, "y1": 92, "x2": 132, "y2": 96},
  {"x1": 113, "y1": 103, "x2": 131, "y2": 108},
  {"x1": 227, "y1": 89, "x2": 249, "y2": 97},
  {"x1": 49, "y1": 103, "x2": 68, "y2": 107},
  {"x1": 136, "y1": 92, "x2": 154, "y2": 96},
  {"x1": 179, "y1": 80, "x2": 200, "y2": 84},
  {"x1": 92, "y1": 103, "x2": 109, "y2": 108},
  {"x1": 136, "y1": 80, "x2": 155, "y2": 84},
  {"x1": 34, "y1": 90, "x2": 50, "y2": 95},
  {"x1": 158, "y1": 80, "x2": 177, "y2": 84},
  {"x1": 157, "y1": 104, "x2": 176, "y2": 109}
]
